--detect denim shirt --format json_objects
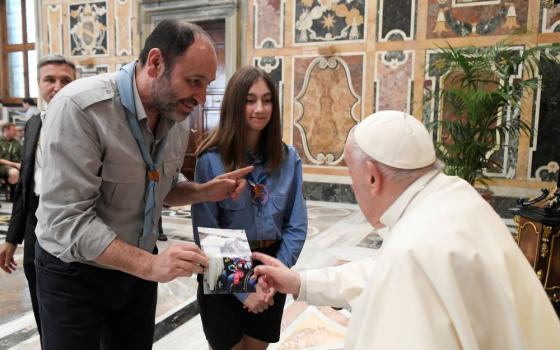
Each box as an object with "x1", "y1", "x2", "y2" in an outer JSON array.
[{"x1": 192, "y1": 145, "x2": 308, "y2": 301}]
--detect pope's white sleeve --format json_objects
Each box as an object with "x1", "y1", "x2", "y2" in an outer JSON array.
[{"x1": 297, "y1": 257, "x2": 375, "y2": 309}]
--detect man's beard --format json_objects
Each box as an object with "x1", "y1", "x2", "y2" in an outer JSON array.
[{"x1": 151, "y1": 74, "x2": 193, "y2": 122}]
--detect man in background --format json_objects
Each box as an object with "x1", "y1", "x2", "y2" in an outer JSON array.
[
  {"x1": 19, "y1": 98, "x2": 40, "y2": 119},
  {"x1": 254, "y1": 110, "x2": 560, "y2": 349},
  {"x1": 0, "y1": 122, "x2": 23, "y2": 193},
  {"x1": 0, "y1": 54, "x2": 76, "y2": 340}
]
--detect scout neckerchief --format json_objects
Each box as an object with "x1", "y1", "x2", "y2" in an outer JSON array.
[
  {"x1": 246, "y1": 151, "x2": 269, "y2": 210},
  {"x1": 116, "y1": 62, "x2": 168, "y2": 249}
]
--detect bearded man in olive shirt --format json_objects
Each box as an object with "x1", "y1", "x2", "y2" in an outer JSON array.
[{"x1": 33, "y1": 20, "x2": 252, "y2": 350}]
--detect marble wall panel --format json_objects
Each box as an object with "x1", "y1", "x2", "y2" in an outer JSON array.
[
  {"x1": 293, "y1": 55, "x2": 363, "y2": 166},
  {"x1": 76, "y1": 64, "x2": 109, "y2": 78},
  {"x1": 294, "y1": 0, "x2": 366, "y2": 44},
  {"x1": 114, "y1": 0, "x2": 133, "y2": 56},
  {"x1": 254, "y1": 56, "x2": 284, "y2": 119},
  {"x1": 374, "y1": 50, "x2": 415, "y2": 113},
  {"x1": 424, "y1": 48, "x2": 524, "y2": 178},
  {"x1": 427, "y1": 0, "x2": 529, "y2": 38},
  {"x1": 378, "y1": 0, "x2": 417, "y2": 41},
  {"x1": 529, "y1": 51, "x2": 560, "y2": 182},
  {"x1": 541, "y1": 2, "x2": 560, "y2": 32},
  {"x1": 254, "y1": 0, "x2": 284, "y2": 48},
  {"x1": 46, "y1": 4, "x2": 64, "y2": 55},
  {"x1": 69, "y1": 1, "x2": 108, "y2": 56}
]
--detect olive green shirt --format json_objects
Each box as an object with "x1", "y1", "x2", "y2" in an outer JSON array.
[{"x1": 0, "y1": 137, "x2": 22, "y2": 163}]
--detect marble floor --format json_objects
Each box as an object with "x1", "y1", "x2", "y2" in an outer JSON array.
[{"x1": 0, "y1": 200, "x2": 516, "y2": 350}]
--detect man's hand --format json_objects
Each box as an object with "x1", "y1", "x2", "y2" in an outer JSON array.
[
  {"x1": 96, "y1": 239, "x2": 208, "y2": 283},
  {"x1": 252, "y1": 252, "x2": 301, "y2": 296},
  {"x1": 202, "y1": 166, "x2": 254, "y2": 202},
  {"x1": 243, "y1": 284, "x2": 275, "y2": 313},
  {"x1": 146, "y1": 243, "x2": 208, "y2": 283},
  {"x1": 0, "y1": 242, "x2": 17, "y2": 274}
]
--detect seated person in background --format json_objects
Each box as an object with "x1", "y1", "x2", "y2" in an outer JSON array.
[
  {"x1": 192, "y1": 66, "x2": 307, "y2": 350},
  {"x1": 19, "y1": 98, "x2": 39, "y2": 119},
  {"x1": 253, "y1": 110, "x2": 560, "y2": 350},
  {"x1": 0, "y1": 122, "x2": 22, "y2": 192}
]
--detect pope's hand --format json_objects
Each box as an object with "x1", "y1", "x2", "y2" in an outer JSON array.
[{"x1": 252, "y1": 252, "x2": 301, "y2": 297}]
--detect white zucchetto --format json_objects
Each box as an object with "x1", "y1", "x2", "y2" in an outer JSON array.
[{"x1": 354, "y1": 110, "x2": 436, "y2": 169}]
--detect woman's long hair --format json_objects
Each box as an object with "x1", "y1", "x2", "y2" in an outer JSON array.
[{"x1": 196, "y1": 66, "x2": 284, "y2": 172}]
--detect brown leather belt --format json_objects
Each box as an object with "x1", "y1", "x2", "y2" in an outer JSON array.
[{"x1": 249, "y1": 239, "x2": 278, "y2": 250}]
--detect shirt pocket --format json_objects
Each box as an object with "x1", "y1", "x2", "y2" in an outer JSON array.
[
  {"x1": 100, "y1": 162, "x2": 145, "y2": 209},
  {"x1": 218, "y1": 196, "x2": 248, "y2": 228},
  {"x1": 270, "y1": 194, "x2": 288, "y2": 222}
]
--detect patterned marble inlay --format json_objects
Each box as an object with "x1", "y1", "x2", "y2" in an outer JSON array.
[
  {"x1": 255, "y1": 56, "x2": 284, "y2": 121},
  {"x1": 294, "y1": 0, "x2": 366, "y2": 44},
  {"x1": 293, "y1": 55, "x2": 362, "y2": 166},
  {"x1": 114, "y1": 0, "x2": 133, "y2": 56},
  {"x1": 374, "y1": 50, "x2": 414, "y2": 113},
  {"x1": 254, "y1": 0, "x2": 284, "y2": 48},
  {"x1": 541, "y1": 2, "x2": 560, "y2": 32},
  {"x1": 427, "y1": 0, "x2": 528, "y2": 38},
  {"x1": 69, "y1": 1, "x2": 108, "y2": 56},
  {"x1": 424, "y1": 48, "x2": 524, "y2": 178},
  {"x1": 529, "y1": 49, "x2": 560, "y2": 182},
  {"x1": 272, "y1": 306, "x2": 346, "y2": 350},
  {"x1": 378, "y1": 0, "x2": 417, "y2": 41},
  {"x1": 46, "y1": 5, "x2": 63, "y2": 54}
]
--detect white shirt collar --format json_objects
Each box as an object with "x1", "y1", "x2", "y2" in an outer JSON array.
[{"x1": 379, "y1": 169, "x2": 441, "y2": 230}]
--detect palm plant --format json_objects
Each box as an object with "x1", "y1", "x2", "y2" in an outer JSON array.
[{"x1": 426, "y1": 41, "x2": 559, "y2": 186}]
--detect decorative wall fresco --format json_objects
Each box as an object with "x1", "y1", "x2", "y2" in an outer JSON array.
[
  {"x1": 46, "y1": 5, "x2": 64, "y2": 54},
  {"x1": 374, "y1": 50, "x2": 415, "y2": 113},
  {"x1": 423, "y1": 47, "x2": 525, "y2": 179},
  {"x1": 293, "y1": 55, "x2": 363, "y2": 166},
  {"x1": 529, "y1": 50, "x2": 560, "y2": 182},
  {"x1": 378, "y1": 0, "x2": 417, "y2": 41},
  {"x1": 541, "y1": 2, "x2": 560, "y2": 32},
  {"x1": 69, "y1": 1, "x2": 108, "y2": 56},
  {"x1": 254, "y1": 0, "x2": 284, "y2": 48},
  {"x1": 114, "y1": 0, "x2": 133, "y2": 56},
  {"x1": 294, "y1": 0, "x2": 366, "y2": 44},
  {"x1": 428, "y1": 0, "x2": 528, "y2": 38}
]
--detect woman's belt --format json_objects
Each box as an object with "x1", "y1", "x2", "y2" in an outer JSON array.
[{"x1": 249, "y1": 239, "x2": 278, "y2": 250}]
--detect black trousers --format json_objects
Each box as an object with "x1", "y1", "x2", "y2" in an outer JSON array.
[
  {"x1": 35, "y1": 244, "x2": 158, "y2": 350},
  {"x1": 23, "y1": 263, "x2": 41, "y2": 339}
]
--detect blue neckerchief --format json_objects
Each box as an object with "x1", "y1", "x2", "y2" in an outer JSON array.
[{"x1": 116, "y1": 62, "x2": 168, "y2": 249}]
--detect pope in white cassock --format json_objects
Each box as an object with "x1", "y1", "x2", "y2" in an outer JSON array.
[{"x1": 253, "y1": 110, "x2": 560, "y2": 350}]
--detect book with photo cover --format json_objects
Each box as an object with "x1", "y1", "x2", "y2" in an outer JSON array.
[{"x1": 198, "y1": 227, "x2": 257, "y2": 294}]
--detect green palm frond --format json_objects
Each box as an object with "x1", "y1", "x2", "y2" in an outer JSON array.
[{"x1": 426, "y1": 40, "x2": 560, "y2": 185}]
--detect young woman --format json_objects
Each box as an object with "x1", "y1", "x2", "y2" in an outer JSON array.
[{"x1": 192, "y1": 66, "x2": 308, "y2": 350}]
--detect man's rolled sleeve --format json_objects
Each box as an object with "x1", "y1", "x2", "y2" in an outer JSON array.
[{"x1": 37, "y1": 96, "x2": 117, "y2": 263}]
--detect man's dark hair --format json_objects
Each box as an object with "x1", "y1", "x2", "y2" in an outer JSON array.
[
  {"x1": 22, "y1": 97, "x2": 36, "y2": 106},
  {"x1": 138, "y1": 20, "x2": 212, "y2": 72},
  {"x1": 37, "y1": 54, "x2": 76, "y2": 73},
  {"x1": 2, "y1": 123, "x2": 16, "y2": 132}
]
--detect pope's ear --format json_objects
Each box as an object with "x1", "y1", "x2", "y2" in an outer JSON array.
[{"x1": 366, "y1": 160, "x2": 382, "y2": 195}]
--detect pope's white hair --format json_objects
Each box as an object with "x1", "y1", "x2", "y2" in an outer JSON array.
[{"x1": 347, "y1": 132, "x2": 444, "y2": 185}]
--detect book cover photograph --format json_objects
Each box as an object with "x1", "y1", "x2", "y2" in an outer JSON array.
[{"x1": 198, "y1": 227, "x2": 257, "y2": 294}]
